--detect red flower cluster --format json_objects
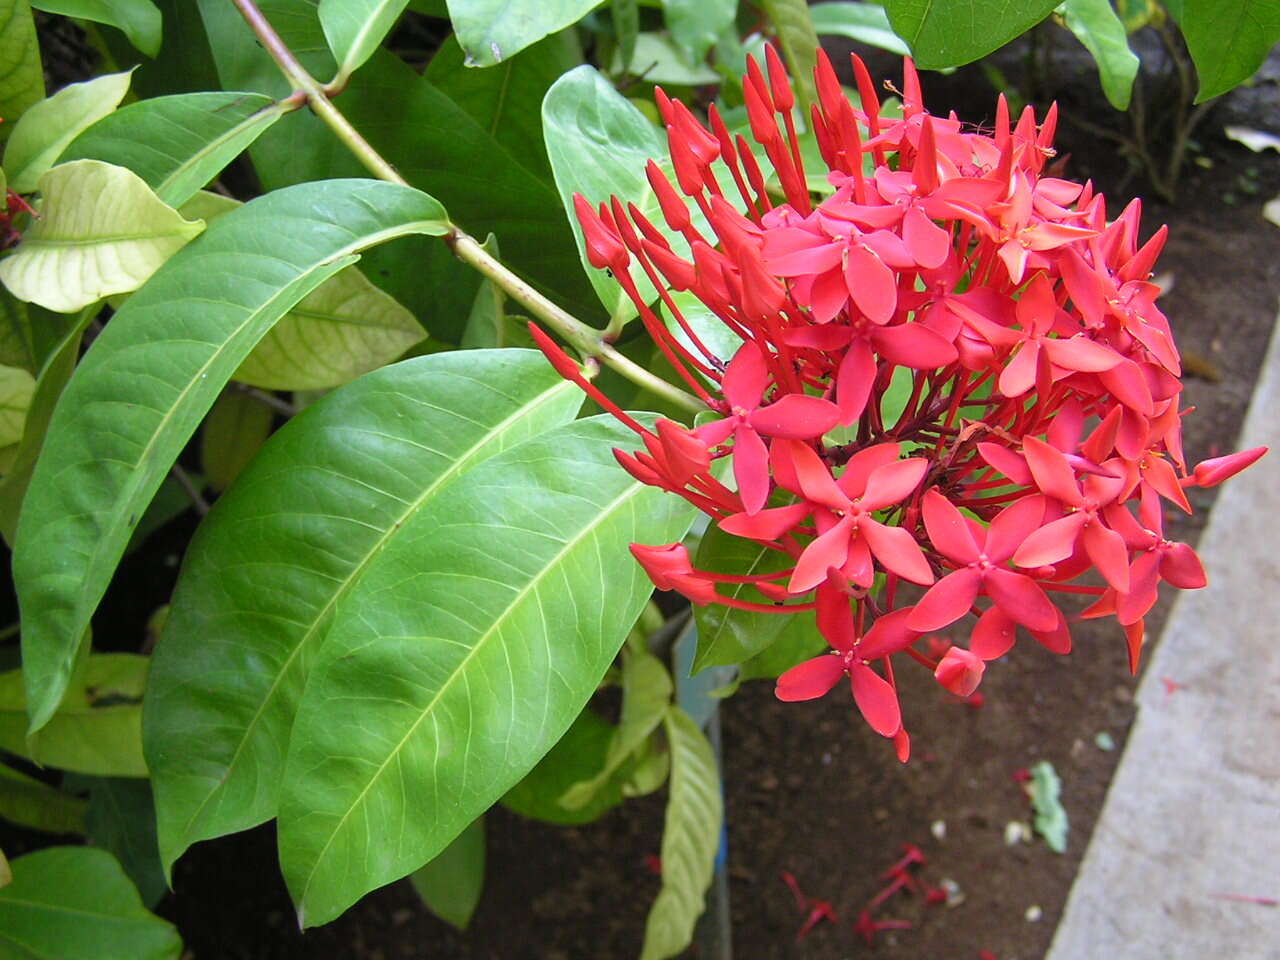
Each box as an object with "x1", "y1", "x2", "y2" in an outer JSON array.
[{"x1": 531, "y1": 49, "x2": 1265, "y2": 757}]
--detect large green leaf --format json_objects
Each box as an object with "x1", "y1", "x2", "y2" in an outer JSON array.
[
  {"x1": 145, "y1": 350, "x2": 581, "y2": 874},
  {"x1": 81, "y1": 777, "x2": 167, "y2": 907},
  {"x1": 199, "y1": 387, "x2": 272, "y2": 491},
  {"x1": 319, "y1": 0, "x2": 409, "y2": 78},
  {"x1": 883, "y1": 0, "x2": 1059, "y2": 68},
  {"x1": 0, "y1": 762, "x2": 87, "y2": 833},
  {"x1": 0, "y1": 361, "x2": 33, "y2": 447},
  {"x1": 0, "y1": 160, "x2": 205, "y2": 313},
  {"x1": 0, "y1": 0, "x2": 44, "y2": 137},
  {"x1": 1059, "y1": 0, "x2": 1139, "y2": 110},
  {"x1": 13, "y1": 179, "x2": 450, "y2": 734},
  {"x1": 0, "y1": 654, "x2": 148, "y2": 776},
  {"x1": 31, "y1": 0, "x2": 163, "y2": 57},
  {"x1": 639, "y1": 707, "x2": 722, "y2": 960},
  {"x1": 760, "y1": 0, "x2": 821, "y2": 110},
  {"x1": 233, "y1": 263, "x2": 424, "y2": 389},
  {"x1": 662, "y1": 0, "x2": 736, "y2": 62},
  {"x1": 3, "y1": 69, "x2": 133, "y2": 193},
  {"x1": 278, "y1": 415, "x2": 697, "y2": 926},
  {"x1": 0, "y1": 847, "x2": 182, "y2": 959},
  {"x1": 560, "y1": 645, "x2": 671, "y2": 809},
  {"x1": 808, "y1": 1, "x2": 910, "y2": 55},
  {"x1": 60, "y1": 91, "x2": 285, "y2": 207},
  {"x1": 444, "y1": 0, "x2": 602, "y2": 66},
  {"x1": 409, "y1": 816, "x2": 484, "y2": 931},
  {"x1": 1171, "y1": 0, "x2": 1280, "y2": 101}
]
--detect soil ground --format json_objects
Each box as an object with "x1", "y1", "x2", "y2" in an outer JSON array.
[{"x1": 6, "y1": 17, "x2": 1279, "y2": 960}]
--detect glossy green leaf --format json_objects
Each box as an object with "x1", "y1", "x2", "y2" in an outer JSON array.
[
  {"x1": 82, "y1": 777, "x2": 167, "y2": 907},
  {"x1": 0, "y1": 160, "x2": 205, "y2": 313},
  {"x1": 0, "y1": 761, "x2": 87, "y2": 833},
  {"x1": 0, "y1": 0, "x2": 44, "y2": 137},
  {"x1": 501, "y1": 707, "x2": 639, "y2": 824},
  {"x1": 640, "y1": 707, "x2": 722, "y2": 960},
  {"x1": 1059, "y1": 0, "x2": 1139, "y2": 109},
  {"x1": 883, "y1": 0, "x2": 1059, "y2": 68},
  {"x1": 736, "y1": 614, "x2": 826, "y2": 684},
  {"x1": 320, "y1": 0, "x2": 409, "y2": 78},
  {"x1": 14, "y1": 179, "x2": 450, "y2": 734},
  {"x1": 1171, "y1": 0, "x2": 1280, "y2": 102},
  {"x1": 60, "y1": 91, "x2": 285, "y2": 207},
  {"x1": 662, "y1": 0, "x2": 735, "y2": 62},
  {"x1": 3, "y1": 69, "x2": 132, "y2": 193},
  {"x1": 0, "y1": 362, "x2": 33, "y2": 447},
  {"x1": 0, "y1": 654, "x2": 148, "y2": 776},
  {"x1": 613, "y1": 0, "x2": 638, "y2": 71},
  {"x1": 809, "y1": 2, "x2": 910, "y2": 55},
  {"x1": 409, "y1": 817, "x2": 484, "y2": 931},
  {"x1": 445, "y1": 0, "x2": 601, "y2": 66},
  {"x1": 0, "y1": 847, "x2": 182, "y2": 959},
  {"x1": 692, "y1": 523, "x2": 797, "y2": 673},
  {"x1": 560, "y1": 646, "x2": 671, "y2": 809},
  {"x1": 199, "y1": 388, "x2": 272, "y2": 492},
  {"x1": 760, "y1": 0, "x2": 820, "y2": 110},
  {"x1": 234, "y1": 264, "x2": 424, "y2": 390},
  {"x1": 0, "y1": 289, "x2": 33, "y2": 373},
  {"x1": 31, "y1": 0, "x2": 163, "y2": 56},
  {"x1": 145, "y1": 350, "x2": 581, "y2": 875},
  {"x1": 663, "y1": 290, "x2": 741, "y2": 372},
  {"x1": 610, "y1": 32, "x2": 722, "y2": 85},
  {"x1": 278, "y1": 415, "x2": 697, "y2": 926}
]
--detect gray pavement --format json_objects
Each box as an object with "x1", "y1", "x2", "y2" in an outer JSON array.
[{"x1": 1047, "y1": 313, "x2": 1280, "y2": 960}]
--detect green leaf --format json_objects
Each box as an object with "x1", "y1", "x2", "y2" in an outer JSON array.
[
  {"x1": 234, "y1": 264, "x2": 425, "y2": 390},
  {"x1": 613, "y1": 0, "x2": 638, "y2": 71},
  {"x1": 278, "y1": 415, "x2": 697, "y2": 926},
  {"x1": 30, "y1": 0, "x2": 163, "y2": 57},
  {"x1": 759, "y1": 0, "x2": 821, "y2": 110},
  {"x1": 1170, "y1": 0, "x2": 1280, "y2": 102},
  {"x1": 409, "y1": 816, "x2": 484, "y2": 931},
  {"x1": 662, "y1": 0, "x2": 736, "y2": 63},
  {"x1": 640, "y1": 707, "x2": 722, "y2": 960},
  {"x1": 319, "y1": 0, "x2": 409, "y2": 78},
  {"x1": 1028, "y1": 759, "x2": 1069, "y2": 853},
  {"x1": 3, "y1": 69, "x2": 133, "y2": 194},
  {"x1": 0, "y1": 761, "x2": 87, "y2": 833},
  {"x1": 561, "y1": 646, "x2": 672, "y2": 809},
  {"x1": 0, "y1": 362, "x2": 33, "y2": 447},
  {"x1": 444, "y1": 0, "x2": 602, "y2": 66},
  {"x1": 610, "y1": 32, "x2": 722, "y2": 85},
  {"x1": 145, "y1": 350, "x2": 581, "y2": 876},
  {"x1": 199, "y1": 388, "x2": 272, "y2": 492},
  {"x1": 0, "y1": 654, "x2": 148, "y2": 776},
  {"x1": 1059, "y1": 0, "x2": 1139, "y2": 109},
  {"x1": 0, "y1": 847, "x2": 182, "y2": 959},
  {"x1": 663, "y1": 290, "x2": 741, "y2": 371},
  {"x1": 883, "y1": 0, "x2": 1059, "y2": 68},
  {"x1": 808, "y1": 2, "x2": 910, "y2": 55},
  {"x1": 0, "y1": 1, "x2": 44, "y2": 137},
  {"x1": 736, "y1": 613, "x2": 826, "y2": 683},
  {"x1": 13, "y1": 179, "x2": 450, "y2": 734},
  {"x1": 60, "y1": 91, "x2": 285, "y2": 207},
  {"x1": 501, "y1": 706, "x2": 640, "y2": 824},
  {"x1": 0, "y1": 160, "x2": 205, "y2": 313},
  {"x1": 81, "y1": 777, "x2": 167, "y2": 907},
  {"x1": 692, "y1": 523, "x2": 796, "y2": 673}
]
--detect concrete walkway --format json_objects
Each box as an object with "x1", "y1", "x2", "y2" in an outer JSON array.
[{"x1": 1047, "y1": 314, "x2": 1280, "y2": 959}]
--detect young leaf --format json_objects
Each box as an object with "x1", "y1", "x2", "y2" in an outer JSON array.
[
  {"x1": 0, "y1": 847, "x2": 182, "y2": 959},
  {"x1": 145, "y1": 350, "x2": 581, "y2": 876},
  {"x1": 662, "y1": 0, "x2": 736, "y2": 63},
  {"x1": 808, "y1": 1, "x2": 910, "y2": 55},
  {"x1": 13, "y1": 179, "x2": 449, "y2": 735},
  {"x1": 409, "y1": 817, "x2": 485, "y2": 931},
  {"x1": 0, "y1": 0, "x2": 44, "y2": 137},
  {"x1": 31, "y1": 0, "x2": 163, "y2": 57},
  {"x1": 1168, "y1": 0, "x2": 1280, "y2": 102},
  {"x1": 1028, "y1": 759, "x2": 1069, "y2": 853},
  {"x1": 612, "y1": 0, "x2": 638, "y2": 72},
  {"x1": 3, "y1": 69, "x2": 133, "y2": 193},
  {"x1": 1059, "y1": 0, "x2": 1139, "y2": 110},
  {"x1": 560, "y1": 646, "x2": 672, "y2": 810},
  {"x1": 640, "y1": 707, "x2": 723, "y2": 960},
  {"x1": 60, "y1": 91, "x2": 285, "y2": 207},
  {"x1": 199, "y1": 388, "x2": 272, "y2": 492},
  {"x1": 0, "y1": 654, "x2": 148, "y2": 776},
  {"x1": 233, "y1": 264, "x2": 425, "y2": 390},
  {"x1": 0, "y1": 363, "x2": 34, "y2": 448},
  {"x1": 277, "y1": 416, "x2": 697, "y2": 926},
  {"x1": 0, "y1": 761, "x2": 88, "y2": 833},
  {"x1": 444, "y1": 0, "x2": 602, "y2": 67},
  {"x1": 0, "y1": 160, "x2": 205, "y2": 313},
  {"x1": 883, "y1": 0, "x2": 1059, "y2": 68},
  {"x1": 319, "y1": 0, "x2": 410, "y2": 79}
]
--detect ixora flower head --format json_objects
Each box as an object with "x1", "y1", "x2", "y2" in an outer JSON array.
[{"x1": 531, "y1": 49, "x2": 1266, "y2": 758}]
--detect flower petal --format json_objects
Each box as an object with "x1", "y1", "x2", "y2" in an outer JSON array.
[
  {"x1": 850, "y1": 662, "x2": 902, "y2": 737},
  {"x1": 733, "y1": 424, "x2": 771, "y2": 515},
  {"x1": 922, "y1": 488, "x2": 981, "y2": 564},
  {"x1": 907, "y1": 566, "x2": 982, "y2": 631},
  {"x1": 903, "y1": 205, "x2": 951, "y2": 268},
  {"x1": 776, "y1": 655, "x2": 845, "y2": 701},
  {"x1": 984, "y1": 496, "x2": 1046, "y2": 562},
  {"x1": 1082, "y1": 520, "x2": 1131, "y2": 593},
  {"x1": 934, "y1": 646, "x2": 985, "y2": 696},
  {"x1": 719, "y1": 502, "x2": 810, "y2": 540},
  {"x1": 722, "y1": 339, "x2": 770, "y2": 410},
  {"x1": 857, "y1": 606, "x2": 920, "y2": 660},
  {"x1": 790, "y1": 515, "x2": 855, "y2": 593},
  {"x1": 971, "y1": 605, "x2": 1017, "y2": 660},
  {"x1": 845, "y1": 242, "x2": 897, "y2": 324},
  {"x1": 749, "y1": 394, "x2": 843, "y2": 440},
  {"x1": 983, "y1": 567, "x2": 1058, "y2": 632},
  {"x1": 835, "y1": 337, "x2": 877, "y2": 425},
  {"x1": 861, "y1": 518, "x2": 935, "y2": 585}
]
